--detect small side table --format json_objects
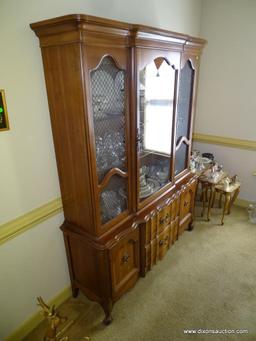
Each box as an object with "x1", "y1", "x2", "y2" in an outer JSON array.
[
  {"x1": 214, "y1": 182, "x2": 241, "y2": 225},
  {"x1": 198, "y1": 170, "x2": 227, "y2": 221}
]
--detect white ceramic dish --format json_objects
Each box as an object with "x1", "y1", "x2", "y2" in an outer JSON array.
[
  {"x1": 140, "y1": 178, "x2": 160, "y2": 198},
  {"x1": 201, "y1": 157, "x2": 211, "y2": 164}
]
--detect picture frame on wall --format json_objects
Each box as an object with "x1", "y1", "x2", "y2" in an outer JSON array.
[{"x1": 0, "y1": 89, "x2": 10, "y2": 131}]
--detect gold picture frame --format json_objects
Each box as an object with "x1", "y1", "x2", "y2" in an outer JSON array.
[{"x1": 0, "y1": 89, "x2": 10, "y2": 131}]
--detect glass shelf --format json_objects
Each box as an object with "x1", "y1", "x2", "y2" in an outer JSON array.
[{"x1": 93, "y1": 112, "x2": 123, "y2": 122}]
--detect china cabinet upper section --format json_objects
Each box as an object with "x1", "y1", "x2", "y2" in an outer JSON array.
[
  {"x1": 30, "y1": 14, "x2": 205, "y2": 49},
  {"x1": 31, "y1": 14, "x2": 205, "y2": 236}
]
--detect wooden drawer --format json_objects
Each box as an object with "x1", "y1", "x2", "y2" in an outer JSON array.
[
  {"x1": 157, "y1": 196, "x2": 176, "y2": 233},
  {"x1": 144, "y1": 225, "x2": 170, "y2": 272},
  {"x1": 157, "y1": 225, "x2": 170, "y2": 260},
  {"x1": 171, "y1": 195, "x2": 180, "y2": 219},
  {"x1": 157, "y1": 207, "x2": 170, "y2": 233},
  {"x1": 145, "y1": 211, "x2": 157, "y2": 244},
  {"x1": 180, "y1": 178, "x2": 197, "y2": 222},
  {"x1": 110, "y1": 229, "x2": 140, "y2": 299},
  {"x1": 170, "y1": 217, "x2": 179, "y2": 244},
  {"x1": 145, "y1": 239, "x2": 157, "y2": 272},
  {"x1": 143, "y1": 194, "x2": 180, "y2": 246}
]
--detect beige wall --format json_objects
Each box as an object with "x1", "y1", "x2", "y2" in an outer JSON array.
[
  {"x1": 195, "y1": 0, "x2": 256, "y2": 201},
  {"x1": 0, "y1": 214, "x2": 70, "y2": 340},
  {"x1": 0, "y1": 0, "x2": 202, "y2": 338},
  {"x1": 193, "y1": 142, "x2": 256, "y2": 202}
]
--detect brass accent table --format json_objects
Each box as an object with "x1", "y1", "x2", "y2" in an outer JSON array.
[
  {"x1": 198, "y1": 170, "x2": 227, "y2": 222},
  {"x1": 213, "y1": 182, "x2": 241, "y2": 225}
]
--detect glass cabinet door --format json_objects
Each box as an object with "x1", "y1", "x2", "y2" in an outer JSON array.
[
  {"x1": 138, "y1": 58, "x2": 176, "y2": 202},
  {"x1": 90, "y1": 56, "x2": 129, "y2": 225},
  {"x1": 175, "y1": 60, "x2": 195, "y2": 176}
]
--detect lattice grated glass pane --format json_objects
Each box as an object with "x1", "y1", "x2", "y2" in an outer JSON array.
[
  {"x1": 100, "y1": 175, "x2": 128, "y2": 225},
  {"x1": 176, "y1": 61, "x2": 194, "y2": 142},
  {"x1": 90, "y1": 56, "x2": 127, "y2": 182},
  {"x1": 175, "y1": 143, "x2": 188, "y2": 175}
]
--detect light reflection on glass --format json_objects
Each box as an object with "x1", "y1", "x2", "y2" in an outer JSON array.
[{"x1": 138, "y1": 58, "x2": 175, "y2": 201}]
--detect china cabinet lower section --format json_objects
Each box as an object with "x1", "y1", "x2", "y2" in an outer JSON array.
[
  {"x1": 62, "y1": 224, "x2": 140, "y2": 325},
  {"x1": 61, "y1": 175, "x2": 197, "y2": 324},
  {"x1": 140, "y1": 176, "x2": 197, "y2": 276}
]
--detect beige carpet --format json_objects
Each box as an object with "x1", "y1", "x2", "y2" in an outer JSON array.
[{"x1": 26, "y1": 206, "x2": 256, "y2": 341}]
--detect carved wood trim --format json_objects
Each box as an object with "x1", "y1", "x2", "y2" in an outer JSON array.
[
  {"x1": 98, "y1": 168, "x2": 128, "y2": 192},
  {"x1": 176, "y1": 136, "x2": 190, "y2": 151},
  {"x1": 90, "y1": 53, "x2": 125, "y2": 74},
  {"x1": 181, "y1": 56, "x2": 198, "y2": 70},
  {"x1": 106, "y1": 222, "x2": 138, "y2": 248}
]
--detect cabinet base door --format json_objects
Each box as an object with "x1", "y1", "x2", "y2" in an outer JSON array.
[{"x1": 110, "y1": 229, "x2": 140, "y2": 300}]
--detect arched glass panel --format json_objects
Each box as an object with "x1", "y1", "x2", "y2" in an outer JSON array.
[
  {"x1": 138, "y1": 58, "x2": 175, "y2": 201},
  {"x1": 174, "y1": 60, "x2": 195, "y2": 176},
  {"x1": 90, "y1": 56, "x2": 126, "y2": 182},
  {"x1": 90, "y1": 56, "x2": 128, "y2": 224},
  {"x1": 176, "y1": 60, "x2": 194, "y2": 142}
]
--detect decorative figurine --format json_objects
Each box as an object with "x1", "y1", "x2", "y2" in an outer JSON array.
[
  {"x1": 222, "y1": 177, "x2": 231, "y2": 191},
  {"x1": 230, "y1": 174, "x2": 238, "y2": 184},
  {"x1": 216, "y1": 163, "x2": 223, "y2": 172},
  {"x1": 37, "y1": 296, "x2": 70, "y2": 341}
]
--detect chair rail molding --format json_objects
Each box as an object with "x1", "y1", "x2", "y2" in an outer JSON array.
[
  {"x1": 193, "y1": 133, "x2": 256, "y2": 151},
  {"x1": 0, "y1": 198, "x2": 63, "y2": 245}
]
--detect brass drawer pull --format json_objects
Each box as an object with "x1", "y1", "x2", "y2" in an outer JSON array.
[
  {"x1": 159, "y1": 213, "x2": 170, "y2": 226},
  {"x1": 159, "y1": 239, "x2": 164, "y2": 246},
  {"x1": 121, "y1": 254, "x2": 130, "y2": 264},
  {"x1": 159, "y1": 236, "x2": 169, "y2": 247},
  {"x1": 184, "y1": 200, "x2": 189, "y2": 207},
  {"x1": 159, "y1": 217, "x2": 165, "y2": 225}
]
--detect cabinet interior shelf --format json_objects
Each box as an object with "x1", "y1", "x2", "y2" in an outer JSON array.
[{"x1": 94, "y1": 112, "x2": 123, "y2": 122}]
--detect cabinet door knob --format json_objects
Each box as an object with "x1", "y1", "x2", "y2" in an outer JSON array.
[{"x1": 121, "y1": 254, "x2": 130, "y2": 264}]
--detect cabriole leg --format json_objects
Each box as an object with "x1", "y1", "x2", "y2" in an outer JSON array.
[
  {"x1": 72, "y1": 285, "x2": 79, "y2": 298},
  {"x1": 101, "y1": 300, "x2": 113, "y2": 325},
  {"x1": 188, "y1": 221, "x2": 194, "y2": 231}
]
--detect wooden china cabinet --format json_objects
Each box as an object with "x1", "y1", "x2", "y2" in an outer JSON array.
[{"x1": 31, "y1": 14, "x2": 205, "y2": 324}]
